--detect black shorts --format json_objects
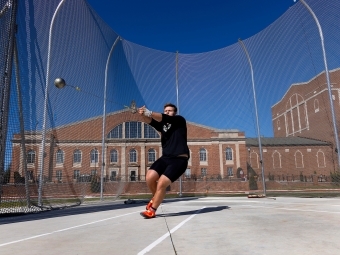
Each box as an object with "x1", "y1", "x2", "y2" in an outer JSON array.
[{"x1": 149, "y1": 156, "x2": 188, "y2": 183}]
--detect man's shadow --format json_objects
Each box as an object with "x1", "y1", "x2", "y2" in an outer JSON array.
[{"x1": 157, "y1": 206, "x2": 229, "y2": 217}]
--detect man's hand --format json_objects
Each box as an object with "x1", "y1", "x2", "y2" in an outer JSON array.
[
  {"x1": 138, "y1": 105, "x2": 152, "y2": 117},
  {"x1": 138, "y1": 106, "x2": 145, "y2": 115}
]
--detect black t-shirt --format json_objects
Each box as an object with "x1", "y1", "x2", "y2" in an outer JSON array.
[{"x1": 149, "y1": 114, "x2": 189, "y2": 158}]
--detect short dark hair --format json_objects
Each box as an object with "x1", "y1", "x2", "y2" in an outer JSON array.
[{"x1": 164, "y1": 103, "x2": 177, "y2": 113}]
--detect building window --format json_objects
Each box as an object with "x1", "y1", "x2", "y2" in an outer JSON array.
[
  {"x1": 148, "y1": 149, "x2": 156, "y2": 163},
  {"x1": 27, "y1": 150, "x2": 35, "y2": 164},
  {"x1": 110, "y1": 149, "x2": 118, "y2": 163},
  {"x1": 227, "y1": 167, "x2": 233, "y2": 176},
  {"x1": 130, "y1": 170, "x2": 137, "y2": 181},
  {"x1": 250, "y1": 152, "x2": 259, "y2": 169},
  {"x1": 56, "y1": 170, "x2": 62, "y2": 181},
  {"x1": 90, "y1": 149, "x2": 99, "y2": 164},
  {"x1": 125, "y1": 122, "x2": 141, "y2": 139},
  {"x1": 272, "y1": 151, "x2": 282, "y2": 168},
  {"x1": 91, "y1": 169, "x2": 97, "y2": 176},
  {"x1": 295, "y1": 150, "x2": 304, "y2": 168},
  {"x1": 73, "y1": 149, "x2": 82, "y2": 164},
  {"x1": 314, "y1": 99, "x2": 319, "y2": 113},
  {"x1": 110, "y1": 170, "x2": 117, "y2": 181},
  {"x1": 130, "y1": 149, "x2": 137, "y2": 163},
  {"x1": 74, "y1": 170, "x2": 80, "y2": 179},
  {"x1": 185, "y1": 169, "x2": 191, "y2": 178},
  {"x1": 225, "y1": 148, "x2": 232, "y2": 161},
  {"x1": 56, "y1": 149, "x2": 64, "y2": 164},
  {"x1": 144, "y1": 123, "x2": 160, "y2": 138},
  {"x1": 277, "y1": 120, "x2": 281, "y2": 130},
  {"x1": 286, "y1": 93, "x2": 308, "y2": 136},
  {"x1": 27, "y1": 170, "x2": 34, "y2": 181},
  {"x1": 201, "y1": 168, "x2": 207, "y2": 177},
  {"x1": 199, "y1": 148, "x2": 207, "y2": 162},
  {"x1": 107, "y1": 124, "x2": 122, "y2": 138},
  {"x1": 317, "y1": 150, "x2": 326, "y2": 168}
]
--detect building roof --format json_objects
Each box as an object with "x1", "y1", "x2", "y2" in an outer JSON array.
[
  {"x1": 245, "y1": 137, "x2": 331, "y2": 147},
  {"x1": 271, "y1": 67, "x2": 340, "y2": 108}
]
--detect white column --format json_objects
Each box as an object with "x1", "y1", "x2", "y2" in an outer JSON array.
[{"x1": 236, "y1": 143, "x2": 240, "y2": 168}]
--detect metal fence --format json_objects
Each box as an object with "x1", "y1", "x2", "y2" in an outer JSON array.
[{"x1": 1, "y1": 0, "x2": 340, "y2": 214}]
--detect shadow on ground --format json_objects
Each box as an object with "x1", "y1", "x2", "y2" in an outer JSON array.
[{"x1": 0, "y1": 197, "x2": 201, "y2": 225}]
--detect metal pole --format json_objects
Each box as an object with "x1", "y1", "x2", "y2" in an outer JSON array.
[
  {"x1": 100, "y1": 36, "x2": 120, "y2": 200},
  {"x1": 175, "y1": 51, "x2": 183, "y2": 197},
  {"x1": 14, "y1": 38, "x2": 31, "y2": 207},
  {"x1": 0, "y1": 0, "x2": 17, "y2": 204},
  {"x1": 299, "y1": 0, "x2": 340, "y2": 171},
  {"x1": 38, "y1": 0, "x2": 66, "y2": 206},
  {"x1": 238, "y1": 39, "x2": 266, "y2": 196}
]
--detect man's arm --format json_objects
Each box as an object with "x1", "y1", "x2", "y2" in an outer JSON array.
[{"x1": 138, "y1": 106, "x2": 163, "y2": 123}]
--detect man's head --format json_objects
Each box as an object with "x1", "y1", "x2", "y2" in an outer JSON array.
[{"x1": 163, "y1": 103, "x2": 177, "y2": 116}]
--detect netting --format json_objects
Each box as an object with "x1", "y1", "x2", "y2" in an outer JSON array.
[{"x1": 1, "y1": 0, "x2": 340, "y2": 214}]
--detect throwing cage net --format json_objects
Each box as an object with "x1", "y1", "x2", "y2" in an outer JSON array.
[{"x1": 1, "y1": 0, "x2": 340, "y2": 214}]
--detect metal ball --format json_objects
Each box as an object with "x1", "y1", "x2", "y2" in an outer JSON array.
[{"x1": 54, "y1": 78, "x2": 66, "y2": 89}]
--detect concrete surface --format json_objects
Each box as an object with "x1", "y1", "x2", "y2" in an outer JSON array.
[{"x1": 0, "y1": 196, "x2": 339, "y2": 255}]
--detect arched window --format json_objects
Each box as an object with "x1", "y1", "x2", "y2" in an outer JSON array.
[
  {"x1": 148, "y1": 149, "x2": 156, "y2": 163},
  {"x1": 225, "y1": 148, "x2": 232, "y2": 161},
  {"x1": 130, "y1": 149, "x2": 137, "y2": 163},
  {"x1": 90, "y1": 149, "x2": 99, "y2": 164},
  {"x1": 317, "y1": 150, "x2": 326, "y2": 168},
  {"x1": 125, "y1": 122, "x2": 141, "y2": 138},
  {"x1": 295, "y1": 150, "x2": 304, "y2": 168},
  {"x1": 199, "y1": 148, "x2": 207, "y2": 162},
  {"x1": 108, "y1": 122, "x2": 159, "y2": 139},
  {"x1": 272, "y1": 151, "x2": 281, "y2": 168},
  {"x1": 107, "y1": 124, "x2": 122, "y2": 138},
  {"x1": 73, "y1": 149, "x2": 82, "y2": 164},
  {"x1": 56, "y1": 149, "x2": 64, "y2": 164},
  {"x1": 250, "y1": 152, "x2": 259, "y2": 169},
  {"x1": 314, "y1": 99, "x2": 319, "y2": 113},
  {"x1": 110, "y1": 149, "x2": 118, "y2": 163},
  {"x1": 144, "y1": 123, "x2": 160, "y2": 138},
  {"x1": 285, "y1": 93, "x2": 308, "y2": 136},
  {"x1": 27, "y1": 150, "x2": 35, "y2": 164}
]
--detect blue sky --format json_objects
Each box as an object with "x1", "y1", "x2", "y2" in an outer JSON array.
[
  {"x1": 82, "y1": 0, "x2": 302, "y2": 137},
  {"x1": 86, "y1": 0, "x2": 296, "y2": 53}
]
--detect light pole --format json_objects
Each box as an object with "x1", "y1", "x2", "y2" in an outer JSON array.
[
  {"x1": 175, "y1": 51, "x2": 183, "y2": 197},
  {"x1": 238, "y1": 39, "x2": 266, "y2": 196},
  {"x1": 299, "y1": 0, "x2": 340, "y2": 171},
  {"x1": 100, "y1": 36, "x2": 120, "y2": 200},
  {"x1": 38, "y1": 0, "x2": 67, "y2": 206}
]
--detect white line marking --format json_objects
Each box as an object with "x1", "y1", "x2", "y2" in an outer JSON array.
[
  {"x1": 0, "y1": 211, "x2": 139, "y2": 247},
  {"x1": 238, "y1": 204, "x2": 340, "y2": 214},
  {"x1": 137, "y1": 206, "x2": 206, "y2": 255}
]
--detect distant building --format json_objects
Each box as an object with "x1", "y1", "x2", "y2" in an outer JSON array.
[
  {"x1": 271, "y1": 68, "x2": 340, "y2": 145},
  {"x1": 11, "y1": 109, "x2": 247, "y2": 183},
  {"x1": 11, "y1": 69, "x2": 340, "y2": 184}
]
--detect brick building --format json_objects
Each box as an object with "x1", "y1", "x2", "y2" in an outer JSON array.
[
  {"x1": 247, "y1": 68, "x2": 340, "y2": 179},
  {"x1": 272, "y1": 68, "x2": 340, "y2": 144},
  {"x1": 11, "y1": 69, "x2": 340, "y2": 184},
  {"x1": 11, "y1": 109, "x2": 248, "y2": 183}
]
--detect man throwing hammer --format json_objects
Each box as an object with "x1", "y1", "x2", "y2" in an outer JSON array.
[{"x1": 138, "y1": 103, "x2": 189, "y2": 218}]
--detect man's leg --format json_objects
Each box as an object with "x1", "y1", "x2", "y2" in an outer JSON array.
[
  {"x1": 146, "y1": 169, "x2": 159, "y2": 195},
  {"x1": 151, "y1": 174, "x2": 172, "y2": 209},
  {"x1": 140, "y1": 174, "x2": 171, "y2": 218}
]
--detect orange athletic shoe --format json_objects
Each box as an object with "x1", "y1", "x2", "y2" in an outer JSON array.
[
  {"x1": 140, "y1": 209, "x2": 156, "y2": 219},
  {"x1": 146, "y1": 199, "x2": 153, "y2": 210}
]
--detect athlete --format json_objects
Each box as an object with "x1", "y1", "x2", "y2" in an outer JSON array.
[{"x1": 138, "y1": 103, "x2": 189, "y2": 218}]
